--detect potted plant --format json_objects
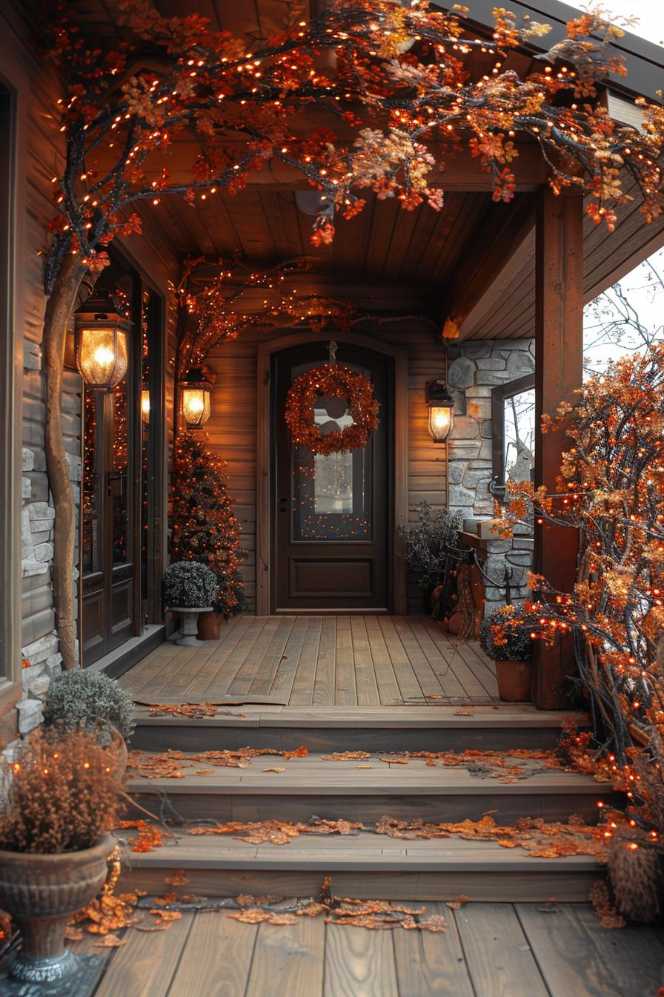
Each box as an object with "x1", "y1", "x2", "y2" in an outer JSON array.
[
  {"x1": 480, "y1": 605, "x2": 533, "y2": 702},
  {"x1": 43, "y1": 670, "x2": 135, "y2": 778},
  {"x1": 399, "y1": 502, "x2": 461, "y2": 611},
  {"x1": 198, "y1": 568, "x2": 246, "y2": 640},
  {"x1": 163, "y1": 560, "x2": 219, "y2": 645},
  {"x1": 0, "y1": 729, "x2": 120, "y2": 983}
]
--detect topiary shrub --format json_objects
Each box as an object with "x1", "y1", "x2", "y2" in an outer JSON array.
[
  {"x1": 163, "y1": 560, "x2": 218, "y2": 609},
  {"x1": 43, "y1": 670, "x2": 135, "y2": 742},
  {"x1": 480, "y1": 605, "x2": 532, "y2": 663}
]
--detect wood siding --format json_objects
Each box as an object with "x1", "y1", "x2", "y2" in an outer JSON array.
[
  {"x1": 205, "y1": 320, "x2": 448, "y2": 613},
  {"x1": 0, "y1": 4, "x2": 178, "y2": 676}
]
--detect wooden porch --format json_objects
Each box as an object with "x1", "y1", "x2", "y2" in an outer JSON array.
[
  {"x1": 121, "y1": 614, "x2": 499, "y2": 709},
  {"x1": 74, "y1": 901, "x2": 664, "y2": 997}
]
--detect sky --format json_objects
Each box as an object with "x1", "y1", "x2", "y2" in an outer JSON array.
[{"x1": 598, "y1": 0, "x2": 664, "y2": 46}]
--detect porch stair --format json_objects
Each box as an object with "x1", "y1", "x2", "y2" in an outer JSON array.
[
  {"x1": 121, "y1": 704, "x2": 613, "y2": 903},
  {"x1": 126, "y1": 751, "x2": 614, "y2": 825},
  {"x1": 130, "y1": 704, "x2": 586, "y2": 753},
  {"x1": 119, "y1": 831, "x2": 601, "y2": 904}
]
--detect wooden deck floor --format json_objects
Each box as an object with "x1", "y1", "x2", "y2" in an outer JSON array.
[
  {"x1": 75, "y1": 901, "x2": 664, "y2": 996},
  {"x1": 122, "y1": 614, "x2": 499, "y2": 707}
]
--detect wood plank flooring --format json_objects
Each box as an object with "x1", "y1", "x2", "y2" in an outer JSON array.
[
  {"x1": 122, "y1": 615, "x2": 499, "y2": 706},
  {"x1": 78, "y1": 903, "x2": 664, "y2": 997}
]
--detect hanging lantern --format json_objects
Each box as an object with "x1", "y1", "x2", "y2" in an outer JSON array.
[
  {"x1": 141, "y1": 388, "x2": 151, "y2": 424},
  {"x1": 75, "y1": 291, "x2": 130, "y2": 391},
  {"x1": 180, "y1": 368, "x2": 213, "y2": 428},
  {"x1": 426, "y1": 378, "x2": 455, "y2": 443}
]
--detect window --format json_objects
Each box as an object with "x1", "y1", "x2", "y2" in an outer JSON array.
[
  {"x1": 491, "y1": 374, "x2": 535, "y2": 500},
  {"x1": 0, "y1": 82, "x2": 16, "y2": 682}
]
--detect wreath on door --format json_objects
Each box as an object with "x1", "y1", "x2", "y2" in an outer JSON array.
[{"x1": 284, "y1": 354, "x2": 380, "y2": 456}]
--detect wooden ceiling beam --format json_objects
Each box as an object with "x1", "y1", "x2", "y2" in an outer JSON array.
[
  {"x1": 137, "y1": 144, "x2": 548, "y2": 192},
  {"x1": 441, "y1": 193, "x2": 536, "y2": 340}
]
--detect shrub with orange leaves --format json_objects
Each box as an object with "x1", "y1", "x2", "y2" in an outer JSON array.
[
  {"x1": 501, "y1": 343, "x2": 664, "y2": 865},
  {"x1": 0, "y1": 729, "x2": 120, "y2": 853}
]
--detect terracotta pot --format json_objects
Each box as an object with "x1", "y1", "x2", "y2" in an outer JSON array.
[
  {"x1": 495, "y1": 659, "x2": 531, "y2": 703},
  {"x1": 198, "y1": 610, "x2": 224, "y2": 640},
  {"x1": 0, "y1": 834, "x2": 115, "y2": 982}
]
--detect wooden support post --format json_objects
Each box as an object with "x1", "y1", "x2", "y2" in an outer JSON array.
[{"x1": 533, "y1": 188, "x2": 584, "y2": 709}]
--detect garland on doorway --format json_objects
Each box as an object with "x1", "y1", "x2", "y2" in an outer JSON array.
[{"x1": 284, "y1": 360, "x2": 379, "y2": 455}]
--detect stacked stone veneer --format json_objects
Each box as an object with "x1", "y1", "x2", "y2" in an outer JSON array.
[
  {"x1": 446, "y1": 339, "x2": 535, "y2": 615},
  {"x1": 18, "y1": 338, "x2": 81, "y2": 736}
]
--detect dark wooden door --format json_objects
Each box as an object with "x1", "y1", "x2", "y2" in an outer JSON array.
[
  {"x1": 81, "y1": 376, "x2": 136, "y2": 665},
  {"x1": 272, "y1": 343, "x2": 392, "y2": 611}
]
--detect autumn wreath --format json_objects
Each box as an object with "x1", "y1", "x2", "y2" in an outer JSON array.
[{"x1": 284, "y1": 362, "x2": 380, "y2": 455}]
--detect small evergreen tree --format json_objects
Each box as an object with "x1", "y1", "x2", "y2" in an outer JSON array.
[{"x1": 171, "y1": 433, "x2": 243, "y2": 617}]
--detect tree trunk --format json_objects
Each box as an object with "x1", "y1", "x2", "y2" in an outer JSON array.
[{"x1": 43, "y1": 255, "x2": 87, "y2": 669}]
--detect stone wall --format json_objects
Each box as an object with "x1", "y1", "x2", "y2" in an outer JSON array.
[
  {"x1": 19, "y1": 341, "x2": 81, "y2": 736},
  {"x1": 446, "y1": 339, "x2": 535, "y2": 615}
]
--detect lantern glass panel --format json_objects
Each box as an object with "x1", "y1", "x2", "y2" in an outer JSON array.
[
  {"x1": 428, "y1": 405, "x2": 453, "y2": 442},
  {"x1": 182, "y1": 386, "x2": 211, "y2": 427},
  {"x1": 77, "y1": 326, "x2": 128, "y2": 389}
]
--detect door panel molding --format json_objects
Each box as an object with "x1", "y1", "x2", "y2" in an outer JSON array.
[{"x1": 256, "y1": 331, "x2": 408, "y2": 616}]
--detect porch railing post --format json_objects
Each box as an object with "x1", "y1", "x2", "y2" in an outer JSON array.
[{"x1": 533, "y1": 187, "x2": 584, "y2": 708}]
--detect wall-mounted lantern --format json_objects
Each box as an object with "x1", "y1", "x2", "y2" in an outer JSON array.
[
  {"x1": 180, "y1": 368, "x2": 213, "y2": 428},
  {"x1": 75, "y1": 292, "x2": 129, "y2": 390},
  {"x1": 425, "y1": 378, "x2": 455, "y2": 443}
]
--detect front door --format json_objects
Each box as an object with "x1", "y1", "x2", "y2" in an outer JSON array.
[{"x1": 272, "y1": 342, "x2": 392, "y2": 611}]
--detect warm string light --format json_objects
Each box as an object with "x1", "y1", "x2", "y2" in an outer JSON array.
[{"x1": 43, "y1": 3, "x2": 663, "y2": 295}]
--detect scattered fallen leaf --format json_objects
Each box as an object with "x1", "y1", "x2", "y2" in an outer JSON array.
[
  {"x1": 165, "y1": 871, "x2": 189, "y2": 887},
  {"x1": 117, "y1": 820, "x2": 165, "y2": 854},
  {"x1": 419, "y1": 915, "x2": 448, "y2": 932},
  {"x1": 321, "y1": 751, "x2": 371, "y2": 761},
  {"x1": 94, "y1": 933, "x2": 127, "y2": 948},
  {"x1": 446, "y1": 895, "x2": 470, "y2": 910},
  {"x1": 150, "y1": 910, "x2": 183, "y2": 923},
  {"x1": 190, "y1": 817, "x2": 364, "y2": 845},
  {"x1": 147, "y1": 703, "x2": 219, "y2": 719},
  {"x1": 263, "y1": 766, "x2": 286, "y2": 773},
  {"x1": 283, "y1": 745, "x2": 309, "y2": 759}
]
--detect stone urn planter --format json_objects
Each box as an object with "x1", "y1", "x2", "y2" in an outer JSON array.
[
  {"x1": 0, "y1": 834, "x2": 115, "y2": 983},
  {"x1": 198, "y1": 609, "x2": 224, "y2": 641},
  {"x1": 171, "y1": 606, "x2": 213, "y2": 645}
]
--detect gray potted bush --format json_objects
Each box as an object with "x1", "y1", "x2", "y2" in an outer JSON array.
[
  {"x1": 163, "y1": 560, "x2": 219, "y2": 645},
  {"x1": 43, "y1": 671, "x2": 135, "y2": 777},
  {"x1": 480, "y1": 606, "x2": 533, "y2": 702},
  {"x1": 0, "y1": 729, "x2": 119, "y2": 984}
]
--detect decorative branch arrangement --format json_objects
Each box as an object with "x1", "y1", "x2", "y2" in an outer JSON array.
[
  {"x1": 496, "y1": 343, "x2": 664, "y2": 909},
  {"x1": 40, "y1": 0, "x2": 664, "y2": 664}
]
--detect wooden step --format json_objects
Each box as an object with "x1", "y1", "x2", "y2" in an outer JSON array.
[
  {"x1": 131, "y1": 705, "x2": 589, "y2": 753},
  {"x1": 126, "y1": 751, "x2": 614, "y2": 825},
  {"x1": 118, "y1": 831, "x2": 601, "y2": 903}
]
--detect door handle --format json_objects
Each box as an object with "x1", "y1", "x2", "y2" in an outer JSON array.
[{"x1": 278, "y1": 497, "x2": 290, "y2": 512}]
